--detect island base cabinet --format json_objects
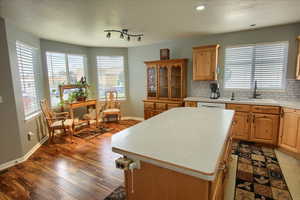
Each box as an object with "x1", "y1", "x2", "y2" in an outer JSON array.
[{"x1": 124, "y1": 161, "x2": 226, "y2": 200}]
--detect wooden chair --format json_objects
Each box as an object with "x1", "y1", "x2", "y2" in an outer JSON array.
[
  {"x1": 102, "y1": 91, "x2": 122, "y2": 122},
  {"x1": 83, "y1": 100, "x2": 105, "y2": 126},
  {"x1": 40, "y1": 99, "x2": 74, "y2": 143}
]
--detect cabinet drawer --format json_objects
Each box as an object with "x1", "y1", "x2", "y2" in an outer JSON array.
[
  {"x1": 184, "y1": 101, "x2": 197, "y2": 107},
  {"x1": 156, "y1": 103, "x2": 167, "y2": 110},
  {"x1": 226, "y1": 104, "x2": 251, "y2": 112},
  {"x1": 144, "y1": 102, "x2": 155, "y2": 110},
  {"x1": 168, "y1": 103, "x2": 182, "y2": 110},
  {"x1": 251, "y1": 105, "x2": 280, "y2": 114}
]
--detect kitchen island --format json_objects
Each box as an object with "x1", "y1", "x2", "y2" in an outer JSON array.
[{"x1": 112, "y1": 107, "x2": 234, "y2": 200}]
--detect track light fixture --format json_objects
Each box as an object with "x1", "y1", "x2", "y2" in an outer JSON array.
[{"x1": 104, "y1": 29, "x2": 143, "y2": 42}]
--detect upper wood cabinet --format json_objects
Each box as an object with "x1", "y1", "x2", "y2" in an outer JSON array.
[
  {"x1": 192, "y1": 45, "x2": 220, "y2": 81},
  {"x1": 279, "y1": 108, "x2": 300, "y2": 153},
  {"x1": 145, "y1": 59, "x2": 187, "y2": 100},
  {"x1": 296, "y1": 37, "x2": 300, "y2": 80}
]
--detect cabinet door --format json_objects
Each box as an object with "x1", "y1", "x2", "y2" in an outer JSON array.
[
  {"x1": 231, "y1": 112, "x2": 250, "y2": 140},
  {"x1": 158, "y1": 65, "x2": 169, "y2": 98},
  {"x1": 251, "y1": 114, "x2": 279, "y2": 145},
  {"x1": 170, "y1": 64, "x2": 182, "y2": 99},
  {"x1": 296, "y1": 37, "x2": 300, "y2": 80},
  {"x1": 279, "y1": 110, "x2": 300, "y2": 153},
  {"x1": 147, "y1": 65, "x2": 157, "y2": 98},
  {"x1": 193, "y1": 45, "x2": 219, "y2": 81}
]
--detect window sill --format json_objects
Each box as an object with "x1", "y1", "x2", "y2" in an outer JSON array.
[{"x1": 25, "y1": 111, "x2": 42, "y2": 122}]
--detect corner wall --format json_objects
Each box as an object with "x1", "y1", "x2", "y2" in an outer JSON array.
[{"x1": 0, "y1": 18, "x2": 23, "y2": 165}]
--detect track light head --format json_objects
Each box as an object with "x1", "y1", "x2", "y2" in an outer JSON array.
[
  {"x1": 106, "y1": 32, "x2": 111, "y2": 38},
  {"x1": 127, "y1": 36, "x2": 130, "y2": 41},
  {"x1": 120, "y1": 33, "x2": 124, "y2": 39},
  {"x1": 137, "y1": 36, "x2": 142, "y2": 42}
]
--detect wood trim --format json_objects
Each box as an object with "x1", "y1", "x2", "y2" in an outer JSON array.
[
  {"x1": 192, "y1": 44, "x2": 220, "y2": 50},
  {"x1": 144, "y1": 58, "x2": 188, "y2": 65}
]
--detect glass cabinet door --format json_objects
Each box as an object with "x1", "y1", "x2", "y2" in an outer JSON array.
[
  {"x1": 170, "y1": 65, "x2": 182, "y2": 99},
  {"x1": 147, "y1": 66, "x2": 157, "y2": 98},
  {"x1": 159, "y1": 65, "x2": 169, "y2": 98}
]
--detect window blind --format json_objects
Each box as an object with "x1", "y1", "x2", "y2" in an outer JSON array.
[
  {"x1": 224, "y1": 41, "x2": 288, "y2": 90},
  {"x1": 68, "y1": 54, "x2": 85, "y2": 83},
  {"x1": 16, "y1": 41, "x2": 40, "y2": 117},
  {"x1": 96, "y1": 56, "x2": 125, "y2": 99},
  {"x1": 46, "y1": 52, "x2": 67, "y2": 106}
]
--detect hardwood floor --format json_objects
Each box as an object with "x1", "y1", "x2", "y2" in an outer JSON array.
[{"x1": 0, "y1": 120, "x2": 140, "y2": 200}]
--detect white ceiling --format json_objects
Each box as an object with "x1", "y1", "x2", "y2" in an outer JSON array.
[{"x1": 1, "y1": 0, "x2": 300, "y2": 47}]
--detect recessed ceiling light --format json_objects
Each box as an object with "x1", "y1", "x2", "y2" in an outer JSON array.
[
  {"x1": 250, "y1": 24, "x2": 256, "y2": 27},
  {"x1": 196, "y1": 5, "x2": 206, "y2": 11}
]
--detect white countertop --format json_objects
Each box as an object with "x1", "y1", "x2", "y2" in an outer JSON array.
[
  {"x1": 184, "y1": 97, "x2": 300, "y2": 109},
  {"x1": 112, "y1": 107, "x2": 234, "y2": 181}
]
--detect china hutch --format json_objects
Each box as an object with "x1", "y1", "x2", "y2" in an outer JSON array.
[{"x1": 143, "y1": 59, "x2": 188, "y2": 119}]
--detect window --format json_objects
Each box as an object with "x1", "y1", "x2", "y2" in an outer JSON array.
[
  {"x1": 46, "y1": 52, "x2": 85, "y2": 106},
  {"x1": 224, "y1": 41, "x2": 288, "y2": 90},
  {"x1": 97, "y1": 56, "x2": 125, "y2": 99},
  {"x1": 16, "y1": 41, "x2": 40, "y2": 118}
]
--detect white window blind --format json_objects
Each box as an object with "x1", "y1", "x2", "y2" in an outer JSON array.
[
  {"x1": 16, "y1": 41, "x2": 40, "y2": 117},
  {"x1": 47, "y1": 52, "x2": 67, "y2": 106},
  {"x1": 46, "y1": 52, "x2": 85, "y2": 106},
  {"x1": 68, "y1": 54, "x2": 85, "y2": 83},
  {"x1": 224, "y1": 41, "x2": 288, "y2": 90},
  {"x1": 97, "y1": 56, "x2": 125, "y2": 99}
]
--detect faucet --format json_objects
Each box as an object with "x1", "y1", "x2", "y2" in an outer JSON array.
[{"x1": 253, "y1": 80, "x2": 261, "y2": 99}]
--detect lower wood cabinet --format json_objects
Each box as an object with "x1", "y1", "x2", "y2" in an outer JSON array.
[
  {"x1": 279, "y1": 108, "x2": 300, "y2": 153},
  {"x1": 144, "y1": 100, "x2": 183, "y2": 119},
  {"x1": 231, "y1": 112, "x2": 250, "y2": 140},
  {"x1": 184, "y1": 101, "x2": 197, "y2": 107},
  {"x1": 227, "y1": 104, "x2": 280, "y2": 145},
  {"x1": 250, "y1": 113, "x2": 279, "y2": 145}
]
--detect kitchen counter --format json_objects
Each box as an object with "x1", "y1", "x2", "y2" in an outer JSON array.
[
  {"x1": 112, "y1": 107, "x2": 234, "y2": 181},
  {"x1": 184, "y1": 97, "x2": 300, "y2": 109}
]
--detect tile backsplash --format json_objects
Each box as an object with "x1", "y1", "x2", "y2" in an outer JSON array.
[{"x1": 190, "y1": 79, "x2": 300, "y2": 101}]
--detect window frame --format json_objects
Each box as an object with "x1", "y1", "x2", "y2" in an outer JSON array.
[
  {"x1": 223, "y1": 41, "x2": 289, "y2": 91},
  {"x1": 46, "y1": 51, "x2": 87, "y2": 107},
  {"x1": 96, "y1": 55, "x2": 126, "y2": 100},
  {"x1": 16, "y1": 41, "x2": 41, "y2": 119}
]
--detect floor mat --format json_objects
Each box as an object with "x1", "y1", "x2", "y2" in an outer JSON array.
[{"x1": 232, "y1": 141, "x2": 293, "y2": 200}]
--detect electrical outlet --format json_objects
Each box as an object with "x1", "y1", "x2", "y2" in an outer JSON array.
[{"x1": 28, "y1": 131, "x2": 34, "y2": 141}]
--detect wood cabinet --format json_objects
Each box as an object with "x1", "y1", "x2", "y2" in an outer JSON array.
[
  {"x1": 226, "y1": 103, "x2": 280, "y2": 145},
  {"x1": 144, "y1": 59, "x2": 187, "y2": 119},
  {"x1": 296, "y1": 36, "x2": 300, "y2": 80},
  {"x1": 192, "y1": 45, "x2": 220, "y2": 81},
  {"x1": 184, "y1": 101, "x2": 197, "y2": 107},
  {"x1": 231, "y1": 112, "x2": 250, "y2": 140},
  {"x1": 251, "y1": 113, "x2": 279, "y2": 144},
  {"x1": 279, "y1": 108, "x2": 300, "y2": 154}
]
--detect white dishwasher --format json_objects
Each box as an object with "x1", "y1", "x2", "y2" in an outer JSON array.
[{"x1": 197, "y1": 102, "x2": 226, "y2": 109}]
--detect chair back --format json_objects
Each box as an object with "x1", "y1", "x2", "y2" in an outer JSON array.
[
  {"x1": 105, "y1": 91, "x2": 119, "y2": 109},
  {"x1": 40, "y1": 99, "x2": 55, "y2": 127}
]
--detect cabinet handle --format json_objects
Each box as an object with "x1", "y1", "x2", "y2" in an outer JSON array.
[
  {"x1": 280, "y1": 110, "x2": 284, "y2": 118},
  {"x1": 252, "y1": 115, "x2": 255, "y2": 123},
  {"x1": 247, "y1": 114, "x2": 250, "y2": 123}
]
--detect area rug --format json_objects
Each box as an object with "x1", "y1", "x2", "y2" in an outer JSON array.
[
  {"x1": 104, "y1": 186, "x2": 126, "y2": 200},
  {"x1": 232, "y1": 141, "x2": 293, "y2": 200}
]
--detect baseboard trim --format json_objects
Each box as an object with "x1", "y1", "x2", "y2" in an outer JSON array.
[
  {"x1": 122, "y1": 116, "x2": 144, "y2": 121},
  {"x1": 0, "y1": 135, "x2": 49, "y2": 171}
]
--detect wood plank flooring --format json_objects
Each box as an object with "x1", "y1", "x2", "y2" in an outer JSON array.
[{"x1": 0, "y1": 120, "x2": 140, "y2": 200}]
